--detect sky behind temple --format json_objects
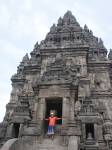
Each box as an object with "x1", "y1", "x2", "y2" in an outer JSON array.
[{"x1": 0, "y1": 0, "x2": 112, "y2": 122}]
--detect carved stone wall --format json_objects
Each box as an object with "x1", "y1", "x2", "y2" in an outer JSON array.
[{"x1": 0, "y1": 11, "x2": 112, "y2": 150}]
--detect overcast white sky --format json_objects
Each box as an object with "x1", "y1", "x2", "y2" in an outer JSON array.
[{"x1": 0, "y1": 0, "x2": 112, "y2": 122}]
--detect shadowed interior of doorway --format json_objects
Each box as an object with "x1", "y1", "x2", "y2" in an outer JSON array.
[{"x1": 44, "y1": 97, "x2": 62, "y2": 134}]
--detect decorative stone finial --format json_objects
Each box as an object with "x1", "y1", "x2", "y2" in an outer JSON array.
[
  {"x1": 50, "y1": 24, "x2": 56, "y2": 32},
  {"x1": 57, "y1": 17, "x2": 63, "y2": 26},
  {"x1": 34, "y1": 41, "x2": 39, "y2": 50},
  {"x1": 22, "y1": 53, "x2": 29, "y2": 63},
  {"x1": 108, "y1": 49, "x2": 112, "y2": 60},
  {"x1": 99, "y1": 38, "x2": 103, "y2": 44},
  {"x1": 98, "y1": 38, "x2": 105, "y2": 49},
  {"x1": 89, "y1": 30, "x2": 93, "y2": 35},
  {"x1": 84, "y1": 24, "x2": 89, "y2": 32}
]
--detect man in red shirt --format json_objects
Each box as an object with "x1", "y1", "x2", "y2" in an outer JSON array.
[{"x1": 45, "y1": 112, "x2": 62, "y2": 139}]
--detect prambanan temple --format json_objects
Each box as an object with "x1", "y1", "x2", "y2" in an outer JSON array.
[{"x1": 0, "y1": 11, "x2": 112, "y2": 150}]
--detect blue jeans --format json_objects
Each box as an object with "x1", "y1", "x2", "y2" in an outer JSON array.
[{"x1": 47, "y1": 126, "x2": 54, "y2": 135}]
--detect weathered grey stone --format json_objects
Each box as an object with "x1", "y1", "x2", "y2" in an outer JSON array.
[{"x1": 0, "y1": 11, "x2": 112, "y2": 150}]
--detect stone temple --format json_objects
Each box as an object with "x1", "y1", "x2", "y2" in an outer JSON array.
[{"x1": 0, "y1": 11, "x2": 112, "y2": 150}]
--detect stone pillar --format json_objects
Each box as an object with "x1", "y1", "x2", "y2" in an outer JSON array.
[
  {"x1": 70, "y1": 96, "x2": 75, "y2": 120},
  {"x1": 33, "y1": 96, "x2": 39, "y2": 121},
  {"x1": 82, "y1": 124, "x2": 86, "y2": 142},
  {"x1": 62, "y1": 97, "x2": 70, "y2": 125},
  {"x1": 37, "y1": 97, "x2": 45, "y2": 135},
  {"x1": 97, "y1": 125, "x2": 104, "y2": 142},
  {"x1": 94, "y1": 123, "x2": 98, "y2": 141},
  {"x1": 19, "y1": 123, "x2": 24, "y2": 137},
  {"x1": 6, "y1": 123, "x2": 13, "y2": 139},
  {"x1": 37, "y1": 98, "x2": 45, "y2": 120},
  {"x1": 68, "y1": 136, "x2": 79, "y2": 150}
]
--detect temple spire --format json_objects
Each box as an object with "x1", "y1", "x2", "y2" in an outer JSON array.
[
  {"x1": 108, "y1": 49, "x2": 112, "y2": 60},
  {"x1": 18, "y1": 53, "x2": 30, "y2": 71},
  {"x1": 84, "y1": 24, "x2": 89, "y2": 31},
  {"x1": 98, "y1": 38, "x2": 105, "y2": 49},
  {"x1": 63, "y1": 10, "x2": 78, "y2": 25},
  {"x1": 50, "y1": 24, "x2": 56, "y2": 32},
  {"x1": 22, "y1": 53, "x2": 29, "y2": 63},
  {"x1": 57, "y1": 17, "x2": 63, "y2": 26}
]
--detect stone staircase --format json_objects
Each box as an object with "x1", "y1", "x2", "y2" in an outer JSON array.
[
  {"x1": 1, "y1": 136, "x2": 68, "y2": 150},
  {"x1": 30, "y1": 136, "x2": 67, "y2": 150}
]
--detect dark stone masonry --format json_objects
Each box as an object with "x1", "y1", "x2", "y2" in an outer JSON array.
[{"x1": 0, "y1": 11, "x2": 112, "y2": 150}]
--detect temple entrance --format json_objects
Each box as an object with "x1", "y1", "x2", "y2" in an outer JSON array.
[
  {"x1": 44, "y1": 97, "x2": 63, "y2": 134},
  {"x1": 12, "y1": 123, "x2": 20, "y2": 138}
]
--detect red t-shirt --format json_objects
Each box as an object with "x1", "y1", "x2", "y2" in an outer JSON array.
[{"x1": 48, "y1": 117, "x2": 60, "y2": 126}]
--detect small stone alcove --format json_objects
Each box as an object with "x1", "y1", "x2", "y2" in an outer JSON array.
[
  {"x1": 12, "y1": 123, "x2": 20, "y2": 138},
  {"x1": 85, "y1": 123, "x2": 94, "y2": 139}
]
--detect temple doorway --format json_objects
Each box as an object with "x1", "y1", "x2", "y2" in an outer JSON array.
[
  {"x1": 12, "y1": 123, "x2": 20, "y2": 138},
  {"x1": 44, "y1": 97, "x2": 63, "y2": 134}
]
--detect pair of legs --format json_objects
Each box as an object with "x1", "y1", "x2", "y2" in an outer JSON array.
[{"x1": 47, "y1": 125, "x2": 55, "y2": 140}]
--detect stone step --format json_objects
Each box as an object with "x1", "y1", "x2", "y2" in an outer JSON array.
[
  {"x1": 0, "y1": 136, "x2": 67, "y2": 150},
  {"x1": 29, "y1": 137, "x2": 67, "y2": 150},
  {"x1": 32, "y1": 145, "x2": 67, "y2": 150}
]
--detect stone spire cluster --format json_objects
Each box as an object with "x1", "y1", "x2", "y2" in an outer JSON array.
[{"x1": 0, "y1": 11, "x2": 112, "y2": 150}]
